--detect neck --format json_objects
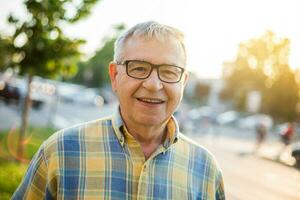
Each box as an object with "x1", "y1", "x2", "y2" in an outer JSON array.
[
  {"x1": 125, "y1": 122, "x2": 167, "y2": 144},
  {"x1": 123, "y1": 120, "x2": 168, "y2": 160}
]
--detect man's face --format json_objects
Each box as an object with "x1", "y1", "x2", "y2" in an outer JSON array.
[{"x1": 109, "y1": 36, "x2": 188, "y2": 127}]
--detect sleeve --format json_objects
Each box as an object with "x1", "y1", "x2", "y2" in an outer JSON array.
[
  {"x1": 215, "y1": 170, "x2": 226, "y2": 200},
  {"x1": 11, "y1": 143, "x2": 55, "y2": 200}
]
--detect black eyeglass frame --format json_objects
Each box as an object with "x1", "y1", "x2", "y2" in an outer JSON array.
[{"x1": 116, "y1": 60, "x2": 185, "y2": 83}]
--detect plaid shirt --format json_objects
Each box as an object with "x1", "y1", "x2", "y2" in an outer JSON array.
[{"x1": 12, "y1": 110, "x2": 225, "y2": 200}]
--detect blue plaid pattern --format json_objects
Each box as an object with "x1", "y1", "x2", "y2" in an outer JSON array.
[{"x1": 12, "y1": 110, "x2": 225, "y2": 199}]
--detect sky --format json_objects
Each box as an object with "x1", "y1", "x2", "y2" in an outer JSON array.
[{"x1": 0, "y1": 0, "x2": 300, "y2": 79}]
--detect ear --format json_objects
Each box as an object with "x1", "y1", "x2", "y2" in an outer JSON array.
[
  {"x1": 109, "y1": 62, "x2": 118, "y2": 92},
  {"x1": 182, "y1": 71, "x2": 189, "y2": 87}
]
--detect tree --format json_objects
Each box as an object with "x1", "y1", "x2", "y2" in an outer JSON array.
[
  {"x1": 4, "y1": 0, "x2": 99, "y2": 161},
  {"x1": 222, "y1": 31, "x2": 299, "y2": 122},
  {"x1": 193, "y1": 82, "x2": 211, "y2": 105},
  {"x1": 0, "y1": 35, "x2": 13, "y2": 70},
  {"x1": 71, "y1": 24, "x2": 125, "y2": 87}
]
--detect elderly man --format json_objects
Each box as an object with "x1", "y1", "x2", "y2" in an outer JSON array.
[{"x1": 13, "y1": 21, "x2": 225, "y2": 200}]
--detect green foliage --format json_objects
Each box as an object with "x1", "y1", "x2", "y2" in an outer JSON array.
[
  {"x1": 0, "y1": 36, "x2": 13, "y2": 70},
  {"x1": 0, "y1": 127, "x2": 55, "y2": 199},
  {"x1": 71, "y1": 24, "x2": 125, "y2": 87},
  {"x1": 0, "y1": 127, "x2": 55, "y2": 160},
  {"x1": 6, "y1": 0, "x2": 99, "y2": 78},
  {"x1": 262, "y1": 68, "x2": 299, "y2": 121},
  {"x1": 0, "y1": 162, "x2": 28, "y2": 199},
  {"x1": 72, "y1": 38, "x2": 115, "y2": 87},
  {"x1": 222, "y1": 31, "x2": 299, "y2": 121},
  {"x1": 2, "y1": 0, "x2": 100, "y2": 161},
  {"x1": 192, "y1": 82, "x2": 211, "y2": 105}
]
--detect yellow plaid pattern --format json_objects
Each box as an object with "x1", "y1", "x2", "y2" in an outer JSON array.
[{"x1": 12, "y1": 110, "x2": 225, "y2": 200}]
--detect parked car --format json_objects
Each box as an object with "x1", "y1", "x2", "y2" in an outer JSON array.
[
  {"x1": 72, "y1": 88, "x2": 105, "y2": 107},
  {"x1": 0, "y1": 80, "x2": 21, "y2": 104},
  {"x1": 57, "y1": 84, "x2": 106, "y2": 107},
  {"x1": 0, "y1": 80, "x2": 44, "y2": 109},
  {"x1": 216, "y1": 110, "x2": 241, "y2": 126},
  {"x1": 237, "y1": 114, "x2": 273, "y2": 130},
  {"x1": 179, "y1": 106, "x2": 217, "y2": 133}
]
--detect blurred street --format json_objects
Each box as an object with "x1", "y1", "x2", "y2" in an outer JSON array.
[
  {"x1": 1, "y1": 1, "x2": 300, "y2": 198},
  {"x1": 193, "y1": 133, "x2": 300, "y2": 200},
  {"x1": 0, "y1": 102, "x2": 300, "y2": 200},
  {"x1": 0, "y1": 98, "x2": 118, "y2": 131}
]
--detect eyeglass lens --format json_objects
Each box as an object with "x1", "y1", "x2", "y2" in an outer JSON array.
[{"x1": 127, "y1": 61, "x2": 182, "y2": 82}]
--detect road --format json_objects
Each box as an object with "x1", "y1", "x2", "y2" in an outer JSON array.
[
  {"x1": 51, "y1": 100, "x2": 118, "y2": 129},
  {"x1": 193, "y1": 134, "x2": 300, "y2": 200},
  {"x1": 0, "y1": 100, "x2": 118, "y2": 131}
]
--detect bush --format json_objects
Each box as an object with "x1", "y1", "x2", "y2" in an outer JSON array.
[
  {"x1": 0, "y1": 127, "x2": 55, "y2": 160},
  {"x1": 0, "y1": 162, "x2": 27, "y2": 199},
  {"x1": 0, "y1": 127, "x2": 55, "y2": 199}
]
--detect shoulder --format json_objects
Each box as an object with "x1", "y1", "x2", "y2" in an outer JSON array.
[
  {"x1": 176, "y1": 133, "x2": 211, "y2": 154},
  {"x1": 175, "y1": 133, "x2": 222, "y2": 170},
  {"x1": 42, "y1": 116, "x2": 114, "y2": 155},
  {"x1": 172, "y1": 133, "x2": 224, "y2": 190}
]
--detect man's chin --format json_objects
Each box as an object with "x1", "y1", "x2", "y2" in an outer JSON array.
[{"x1": 134, "y1": 115, "x2": 167, "y2": 127}]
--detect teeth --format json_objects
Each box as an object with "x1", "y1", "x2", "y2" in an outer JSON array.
[{"x1": 138, "y1": 98, "x2": 164, "y2": 103}]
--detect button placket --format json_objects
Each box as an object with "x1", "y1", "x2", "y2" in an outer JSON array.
[{"x1": 137, "y1": 163, "x2": 148, "y2": 199}]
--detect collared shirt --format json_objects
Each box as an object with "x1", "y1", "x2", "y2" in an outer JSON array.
[{"x1": 12, "y1": 110, "x2": 225, "y2": 200}]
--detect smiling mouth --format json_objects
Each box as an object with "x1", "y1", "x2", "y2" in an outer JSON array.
[{"x1": 136, "y1": 97, "x2": 165, "y2": 104}]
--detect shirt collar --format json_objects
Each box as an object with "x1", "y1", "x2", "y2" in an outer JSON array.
[
  {"x1": 111, "y1": 107, "x2": 126, "y2": 146},
  {"x1": 162, "y1": 115, "x2": 179, "y2": 149},
  {"x1": 111, "y1": 106, "x2": 179, "y2": 149}
]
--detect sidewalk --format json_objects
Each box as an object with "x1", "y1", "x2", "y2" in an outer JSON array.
[
  {"x1": 218, "y1": 126, "x2": 298, "y2": 168},
  {"x1": 192, "y1": 129, "x2": 297, "y2": 168},
  {"x1": 258, "y1": 140, "x2": 296, "y2": 167}
]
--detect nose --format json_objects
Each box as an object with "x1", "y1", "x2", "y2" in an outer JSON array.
[{"x1": 142, "y1": 69, "x2": 163, "y2": 91}]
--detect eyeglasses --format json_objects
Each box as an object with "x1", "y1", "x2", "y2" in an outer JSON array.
[{"x1": 116, "y1": 60, "x2": 185, "y2": 83}]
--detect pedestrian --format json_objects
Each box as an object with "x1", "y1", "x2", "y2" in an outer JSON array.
[
  {"x1": 253, "y1": 120, "x2": 267, "y2": 153},
  {"x1": 12, "y1": 21, "x2": 225, "y2": 200},
  {"x1": 277, "y1": 122, "x2": 295, "y2": 160},
  {"x1": 280, "y1": 122, "x2": 294, "y2": 146}
]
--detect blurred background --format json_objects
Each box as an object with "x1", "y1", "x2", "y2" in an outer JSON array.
[{"x1": 0, "y1": 0, "x2": 300, "y2": 199}]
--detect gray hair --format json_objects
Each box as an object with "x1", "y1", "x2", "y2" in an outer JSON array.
[{"x1": 114, "y1": 21, "x2": 186, "y2": 65}]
